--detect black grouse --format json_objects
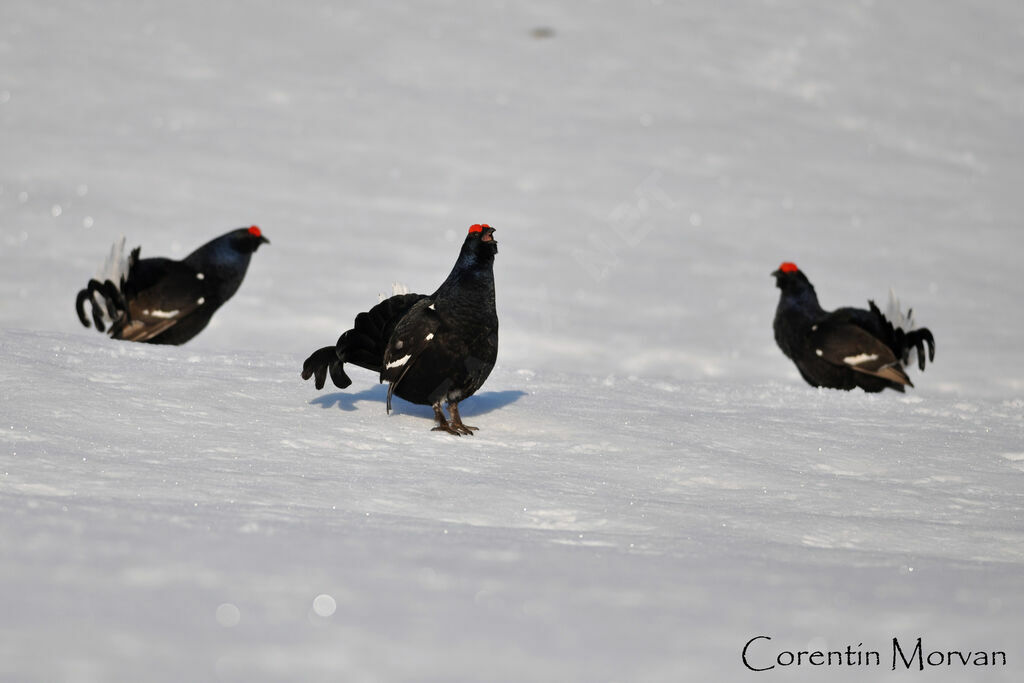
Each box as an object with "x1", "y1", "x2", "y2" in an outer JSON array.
[
  {"x1": 302, "y1": 224, "x2": 499, "y2": 435},
  {"x1": 772, "y1": 262, "x2": 935, "y2": 392},
  {"x1": 76, "y1": 226, "x2": 269, "y2": 345}
]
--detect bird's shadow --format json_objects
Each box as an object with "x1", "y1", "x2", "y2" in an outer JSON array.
[{"x1": 310, "y1": 384, "x2": 527, "y2": 417}]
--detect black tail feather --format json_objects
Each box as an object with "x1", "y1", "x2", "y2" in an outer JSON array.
[
  {"x1": 302, "y1": 292, "x2": 428, "y2": 392},
  {"x1": 342, "y1": 347, "x2": 384, "y2": 369},
  {"x1": 302, "y1": 346, "x2": 349, "y2": 390},
  {"x1": 329, "y1": 360, "x2": 353, "y2": 390},
  {"x1": 905, "y1": 327, "x2": 935, "y2": 370},
  {"x1": 75, "y1": 286, "x2": 95, "y2": 328},
  {"x1": 76, "y1": 278, "x2": 127, "y2": 333}
]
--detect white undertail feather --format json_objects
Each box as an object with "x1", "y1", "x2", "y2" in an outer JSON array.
[
  {"x1": 887, "y1": 288, "x2": 921, "y2": 366},
  {"x1": 886, "y1": 289, "x2": 916, "y2": 332},
  {"x1": 379, "y1": 282, "x2": 411, "y2": 302},
  {"x1": 90, "y1": 236, "x2": 130, "y2": 327},
  {"x1": 97, "y1": 236, "x2": 130, "y2": 289}
]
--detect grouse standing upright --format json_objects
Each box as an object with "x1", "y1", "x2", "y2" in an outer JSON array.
[
  {"x1": 302, "y1": 224, "x2": 499, "y2": 435},
  {"x1": 771, "y1": 262, "x2": 935, "y2": 392},
  {"x1": 76, "y1": 226, "x2": 269, "y2": 345}
]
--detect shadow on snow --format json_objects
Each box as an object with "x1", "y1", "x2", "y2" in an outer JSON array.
[{"x1": 310, "y1": 384, "x2": 527, "y2": 418}]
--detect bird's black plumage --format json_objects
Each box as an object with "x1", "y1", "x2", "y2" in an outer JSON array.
[
  {"x1": 76, "y1": 226, "x2": 269, "y2": 345},
  {"x1": 302, "y1": 224, "x2": 499, "y2": 434},
  {"x1": 771, "y1": 262, "x2": 935, "y2": 392}
]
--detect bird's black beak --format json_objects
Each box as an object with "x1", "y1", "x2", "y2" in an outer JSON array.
[
  {"x1": 481, "y1": 227, "x2": 497, "y2": 253},
  {"x1": 771, "y1": 269, "x2": 781, "y2": 277},
  {"x1": 259, "y1": 235, "x2": 270, "y2": 246}
]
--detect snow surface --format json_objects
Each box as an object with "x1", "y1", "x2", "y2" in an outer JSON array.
[{"x1": 2, "y1": 0, "x2": 1023, "y2": 681}]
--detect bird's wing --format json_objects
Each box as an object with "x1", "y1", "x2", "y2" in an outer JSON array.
[
  {"x1": 380, "y1": 298, "x2": 443, "y2": 406},
  {"x1": 810, "y1": 321, "x2": 912, "y2": 386},
  {"x1": 115, "y1": 261, "x2": 207, "y2": 342},
  {"x1": 341, "y1": 293, "x2": 430, "y2": 371}
]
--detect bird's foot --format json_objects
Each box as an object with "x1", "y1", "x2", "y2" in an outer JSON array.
[
  {"x1": 431, "y1": 423, "x2": 467, "y2": 436},
  {"x1": 431, "y1": 403, "x2": 476, "y2": 436},
  {"x1": 447, "y1": 403, "x2": 478, "y2": 435},
  {"x1": 451, "y1": 422, "x2": 478, "y2": 434},
  {"x1": 435, "y1": 422, "x2": 476, "y2": 436}
]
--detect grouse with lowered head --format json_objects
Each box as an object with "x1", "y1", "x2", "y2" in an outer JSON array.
[
  {"x1": 771, "y1": 262, "x2": 935, "y2": 392},
  {"x1": 76, "y1": 226, "x2": 269, "y2": 345}
]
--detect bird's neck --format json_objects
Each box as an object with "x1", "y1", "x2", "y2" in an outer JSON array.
[
  {"x1": 185, "y1": 243, "x2": 252, "y2": 303},
  {"x1": 433, "y1": 257, "x2": 496, "y2": 317},
  {"x1": 777, "y1": 284, "x2": 823, "y2": 323}
]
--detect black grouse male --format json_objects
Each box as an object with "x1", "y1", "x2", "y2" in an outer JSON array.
[
  {"x1": 76, "y1": 226, "x2": 269, "y2": 344},
  {"x1": 302, "y1": 224, "x2": 499, "y2": 435},
  {"x1": 772, "y1": 262, "x2": 935, "y2": 392}
]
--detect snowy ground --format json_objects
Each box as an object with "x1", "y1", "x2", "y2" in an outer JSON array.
[{"x1": 2, "y1": 0, "x2": 1023, "y2": 681}]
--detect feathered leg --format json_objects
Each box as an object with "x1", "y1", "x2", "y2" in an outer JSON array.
[
  {"x1": 447, "y1": 402, "x2": 477, "y2": 435},
  {"x1": 430, "y1": 402, "x2": 462, "y2": 436}
]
